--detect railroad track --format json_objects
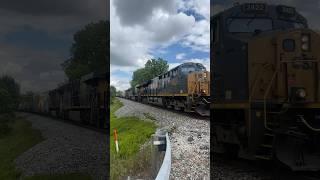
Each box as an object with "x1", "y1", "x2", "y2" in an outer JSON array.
[
  {"x1": 119, "y1": 97, "x2": 210, "y2": 121},
  {"x1": 213, "y1": 153, "x2": 320, "y2": 180}
]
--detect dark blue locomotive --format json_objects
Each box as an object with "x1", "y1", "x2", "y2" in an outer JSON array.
[{"x1": 125, "y1": 62, "x2": 210, "y2": 116}]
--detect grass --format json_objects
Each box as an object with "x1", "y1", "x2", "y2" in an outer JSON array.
[
  {"x1": 110, "y1": 98, "x2": 157, "y2": 180},
  {"x1": 0, "y1": 115, "x2": 43, "y2": 180},
  {"x1": 0, "y1": 114, "x2": 92, "y2": 180}
]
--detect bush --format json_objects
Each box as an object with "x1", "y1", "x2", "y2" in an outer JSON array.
[
  {"x1": 0, "y1": 75, "x2": 20, "y2": 113},
  {"x1": 0, "y1": 88, "x2": 14, "y2": 114}
]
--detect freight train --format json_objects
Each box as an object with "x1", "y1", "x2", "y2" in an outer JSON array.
[
  {"x1": 124, "y1": 62, "x2": 210, "y2": 116},
  {"x1": 19, "y1": 72, "x2": 108, "y2": 128},
  {"x1": 211, "y1": 2, "x2": 320, "y2": 171}
]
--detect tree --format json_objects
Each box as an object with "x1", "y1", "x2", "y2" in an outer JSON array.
[
  {"x1": 0, "y1": 75, "x2": 20, "y2": 113},
  {"x1": 62, "y1": 20, "x2": 109, "y2": 80},
  {"x1": 110, "y1": 85, "x2": 116, "y2": 99},
  {"x1": 130, "y1": 58, "x2": 169, "y2": 87},
  {"x1": 116, "y1": 90, "x2": 123, "y2": 97}
]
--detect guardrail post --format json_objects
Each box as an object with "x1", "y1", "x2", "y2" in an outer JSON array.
[{"x1": 153, "y1": 129, "x2": 171, "y2": 180}]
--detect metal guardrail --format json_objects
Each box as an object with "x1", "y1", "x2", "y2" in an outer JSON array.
[
  {"x1": 126, "y1": 129, "x2": 171, "y2": 180},
  {"x1": 154, "y1": 131, "x2": 171, "y2": 180}
]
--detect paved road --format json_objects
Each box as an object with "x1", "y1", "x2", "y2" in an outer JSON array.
[{"x1": 15, "y1": 112, "x2": 108, "y2": 180}]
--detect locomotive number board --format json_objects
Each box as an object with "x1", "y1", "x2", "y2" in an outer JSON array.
[
  {"x1": 242, "y1": 3, "x2": 266, "y2": 13},
  {"x1": 277, "y1": 5, "x2": 296, "y2": 16}
]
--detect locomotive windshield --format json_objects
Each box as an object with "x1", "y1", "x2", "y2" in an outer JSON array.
[
  {"x1": 180, "y1": 63, "x2": 206, "y2": 74},
  {"x1": 227, "y1": 18, "x2": 307, "y2": 33},
  {"x1": 181, "y1": 66, "x2": 196, "y2": 73},
  {"x1": 275, "y1": 20, "x2": 307, "y2": 29},
  {"x1": 227, "y1": 18, "x2": 273, "y2": 33}
]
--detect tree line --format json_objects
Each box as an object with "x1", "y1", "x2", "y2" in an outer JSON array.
[
  {"x1": 62, "y1": 20, "x2": 109, "y2": 80},
  {"x1": 110, "y1": 58, "x2": 169, "y2": 98},
  {"x1": 0, "y1": 75, "x2": 20, "y2": 114}
]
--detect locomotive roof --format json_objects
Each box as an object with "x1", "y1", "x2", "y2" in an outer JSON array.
[
  {"x1": 212, "y1": 3, "x2": 308, "y2": 27},
  {"x1": 135, "y1": 62, "x2": 206, "y2": 88},
  {"x1": 125, "y1": 62, "x2": 207, "y2": 91},
  {"x1": 49, "y1": 71, "x2": 107, "y2": 93},
  {"x1": 81, "y1": 72, "x2": 107, "y2": 83}
]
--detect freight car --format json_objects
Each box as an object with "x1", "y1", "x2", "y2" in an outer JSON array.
[
  {"x1": 20, "y1": 72, "x2": 108, "y2": 129},
  {"x1": 211, "y1": 3, "x2": 320, "y2": 171},
  {"x1": 124, "y1": 87, "x2": 138, "y2": 101},
  {"x1": 125, "y1": 62, "x2": 210, "y2": 116}
]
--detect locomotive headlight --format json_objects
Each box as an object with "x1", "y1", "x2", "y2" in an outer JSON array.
[
  {"x1": 301, "y1": 34, "x2": 310, "y2": 51},
  {"x1": 301, "y1": 43, "x2": 309, "y2": 51},
  {"x1": 296, "y1": 88, "x2": 306, "y2": 98},
  {"x1": 301, "y1": 35, "x2": 309, "y2": 42}
]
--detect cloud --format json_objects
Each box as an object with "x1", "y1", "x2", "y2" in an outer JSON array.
[
  {"x1": 110, "y1": 75, "x2": 131, "y2": 91},
  {"x1": 114, "y1": 0, "x2": 176, "y2": 26},
  {"x1": 176, "y1": 53, "x2": 186, "y2": 60},
  {"x1": 0, "y1": 44, "x2": 67, "y2": 92},
  {"x1": 110, "y1": 0, "x2": 211, "y2": 69},
  {"x1": 110, "y1": 0, "x2": 209, "y2": 91},
  {"x1": 181, "y1": 19, "x2": 210, "y2": 52},
  {"x1": 110, "y1": 0, "x2": 196, "y2": 69},
  {"x1": 0, "y1": 0, "x2": 107, "y2": 92},
  {"x1": 0, "y1": 0, "x2": 106, "y2": 17},
  {"x1": 169, "y1": 63, "x2": 182, "y2": 70}
]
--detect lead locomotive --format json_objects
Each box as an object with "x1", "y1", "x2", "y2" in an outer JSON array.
[{"x1": 212, "y1": 3, "x2": 320, "y2": 170}]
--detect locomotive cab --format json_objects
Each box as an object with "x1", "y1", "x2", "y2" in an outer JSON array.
[{"x1": 212, "y1": 3, "x2": 320, "y2": 171}]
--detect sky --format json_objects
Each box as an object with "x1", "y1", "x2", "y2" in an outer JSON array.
[
  {"x1": 110, "y1": 0, "x2": 210, "y2": 91},
  {"x1": 0, "y1": 0, "x2": 107, "y2": 93},
  {"x1": 211, "y1": 0, "x2": 320, "y2": 30}
]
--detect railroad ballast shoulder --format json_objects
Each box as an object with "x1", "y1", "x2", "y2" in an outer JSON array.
[
  {"x1": 211, "y1": 2, "x2": 320, "y2": 171},
  {"x1": 125, "y1": 62, "x2": 210, "y2": 116}
]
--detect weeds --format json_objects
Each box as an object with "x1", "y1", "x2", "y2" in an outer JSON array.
[{"x1": 110, "y1": 98, "x2": 157, "y2": 180}]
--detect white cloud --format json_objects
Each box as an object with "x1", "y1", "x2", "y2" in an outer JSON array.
[
  {"x1": 176, "y1": 53, "x2": 186, "y2": 60},
  {"x1": 110, "y1": 0, "x2": 210, "y2": 90},
  {"x1": 110, "y1": 0, "x2": 196, "y2": 69},
  {"x1": 168, "y1": 63, "x2": 181, "y2": 70},
  {"x1": 182, "y1": 19, "x2": 210, "y2": 52},
  {"x1": 110, "y1": 75, "x2": 131, "y2": 91}
]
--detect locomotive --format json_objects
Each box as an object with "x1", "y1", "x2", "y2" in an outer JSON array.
[
  {"x1": 125, "y1": 62, "x2": 210, "y2": 116},
  {"x1": 211, "y1": 3, "x2": 320, "y2": 171},
  {"x1": 19, "y1": 72, "x2": 108, "y2": 129}
]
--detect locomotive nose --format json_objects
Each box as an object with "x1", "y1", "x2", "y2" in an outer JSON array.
[
  {"x1": 295, "y1": 88, "x2": 307, "y2": 99},
  {"x1": 278, "y1": 29, "x2": 320, "y2": 103}
]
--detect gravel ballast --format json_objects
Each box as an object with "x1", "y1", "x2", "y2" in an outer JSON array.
[
  {"x1": 115, "y1": 98, "x2": 210, "y2": 180},
  {"x1": 15, "y1": 112, "x2": 107, "y2": 180}
]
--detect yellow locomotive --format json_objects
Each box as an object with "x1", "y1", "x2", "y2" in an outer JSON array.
[{"x1": 211, "y1": 3, "x2": 320, "y2": 170}]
